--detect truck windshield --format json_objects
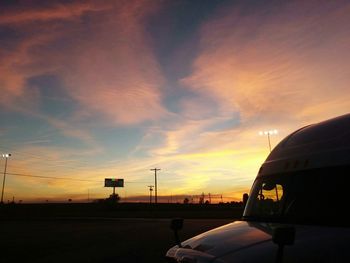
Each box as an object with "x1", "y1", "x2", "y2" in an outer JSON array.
[{"x1": 243, "y1": 165, "x2": 349, "y2": 227}]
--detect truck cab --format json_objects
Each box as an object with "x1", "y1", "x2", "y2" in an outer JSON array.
[{"x1": 166, "y1": 113, "x2": 350, "y2": 263}]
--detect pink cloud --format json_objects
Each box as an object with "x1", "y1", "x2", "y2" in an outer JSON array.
[
  {"x1": 0, "y1": 0, "x2": 168, "y2": 125},
  {"x1": 61, "y1": 1, "x2": 168, "y2": 125},
  {"x1": 0, "y1": 33, "x2": 60, "y2": 107},
  {"x1": 182, "y1": 1, "x2": 350, "y2": 124},
  {"x1": 0, "y1": 1, "x2": 108, "y2": 25}
]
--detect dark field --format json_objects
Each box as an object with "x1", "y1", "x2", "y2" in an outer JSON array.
[
  {"x1": 0, "y1": 204, "x2": 241, "y2": 262},
  {"x1": 0, "y1": 218, "x2": 232, "y2": 263},
  {"x1": 0, "y1": 203, "x2": 243, "y2": 219}
]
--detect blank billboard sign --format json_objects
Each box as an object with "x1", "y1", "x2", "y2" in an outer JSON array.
[{"x1": 104, "y1": 178, "x2": 124, "y2": 187}]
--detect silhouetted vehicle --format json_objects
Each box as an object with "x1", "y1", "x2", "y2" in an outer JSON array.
[{"x1": 166, "y1": 113, "x2": 350, "y2": 263}]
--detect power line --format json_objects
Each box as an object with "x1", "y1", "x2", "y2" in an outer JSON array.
[
  {"x1": 6, "y1": 172, "x2": 152, "y2": 184},
  {"x1": 6, "y1": 165, "x2": 92, "y2": 175},
  {"x1": 0, "y1": 146, "x2": 98, "y2": 168},
  {"x1": 0, "y1": 147, "x2": 152, "y2": 177},
  {"x1": 7, "y1": 173, "x2": 100, "y2": 182},
  {"x1": 0, "y1": 147, "x2": 137, "y2": 175}
]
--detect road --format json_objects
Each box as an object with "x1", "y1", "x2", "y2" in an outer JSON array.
[{"x1": 0, "y1": 218, "x2": 233, "y2": 263}]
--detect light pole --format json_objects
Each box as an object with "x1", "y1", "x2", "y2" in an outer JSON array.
[
  {"x1": 150, "y1": 168, "x2": 161, "y2": 204},
  {"x1": 148, "y1": 185, "x2": 154, "y2": 204},
  {"x1": 259, "y1": 130, "x2": 278, "y2": 152},
  {"x1": 1, "y1": 153, "x2": 11, "y2": 204}
]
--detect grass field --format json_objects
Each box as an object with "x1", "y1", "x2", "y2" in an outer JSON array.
[{"x1": 0, "y1": 218, "x2": 233, "y2": 263}]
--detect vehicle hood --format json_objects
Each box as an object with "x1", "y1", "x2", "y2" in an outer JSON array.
[
  {"x1": 166, "y1": 221, "x2": 350, "y2": 262},
  {"x1": 166, "y1": 221, "x2": 272, "y2": 260}
]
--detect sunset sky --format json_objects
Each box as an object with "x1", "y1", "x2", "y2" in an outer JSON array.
[{"x1": 1, "y1": 0, "x2": 349, "y2": 203}]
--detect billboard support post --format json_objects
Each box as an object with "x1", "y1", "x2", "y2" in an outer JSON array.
[{"x1": 104, "y1": 178, "x2": 124, "y2": 199}]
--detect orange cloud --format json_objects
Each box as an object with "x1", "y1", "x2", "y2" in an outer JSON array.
[{"x1": 3, "y1": 143, "x2": 106, "y2": 201}]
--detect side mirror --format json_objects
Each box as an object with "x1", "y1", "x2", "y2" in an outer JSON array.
[
  {"x1": 272, "y1": 226, "x2": 295, "y2": 246},
  {"x1": 272, "y1": 226, "x2": 295, "y2": 263},
  {"x1": 170, "y1": 218, "x2": 184, "y2": 247},
  {"x1": 263, "y1": 182, "x2": 276, "y2": 191},
  {"x1": 170, "y1": 218, "x2": 183, "y2": 231}
]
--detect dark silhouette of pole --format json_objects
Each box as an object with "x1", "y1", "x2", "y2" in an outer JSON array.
[
  {"x1": 148, "y1": 185, "x2": 154, "y2": 204},
  {"x1": 150, "y1": 168, "x2": 161, "y2": 204},
  {"x1": 267, "y1": 133, "x2": 272, "y2": 152},
  {"x1": 1, "y1": 153, "x2": 11, "y2": 204}
]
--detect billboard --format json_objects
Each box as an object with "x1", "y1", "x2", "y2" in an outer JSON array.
[{"x1": 104, "y1": 178, "x2": 124, "y2": 187}]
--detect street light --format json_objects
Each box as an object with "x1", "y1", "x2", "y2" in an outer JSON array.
[
  {"x1": 259, "y1": 130, "x2": 278, "y2": 152},
  {"x1": 1, "y1": 153, "x2": 11, "y2": 204}
]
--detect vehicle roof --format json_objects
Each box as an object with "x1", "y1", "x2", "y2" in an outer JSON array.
[{"x1": 258, "y1": 113, "x2": 350, "y2": 176}]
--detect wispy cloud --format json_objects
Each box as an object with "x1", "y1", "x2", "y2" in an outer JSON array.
[
  {"x1": 129, "y1": 0, "x2": 350, "y2": 199},
  {"x1": 61, "y1": 1, "x2": 169, "y2": 125},
  {"x1": 0, "y1": 1, "x2": 108, "y2": 25},
  {"x1": 182, "y1": 1, "x2": 350, "y2": 124},
  {"x1": 0, "y1": 0, "x2": 169, "y2": 126},
  {"x1": 2, "y1": 1, "x2": 350, "y2": 202}
]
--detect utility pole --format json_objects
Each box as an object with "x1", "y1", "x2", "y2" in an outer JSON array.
[
  {"x1": 150, "y1": 168, "x2": 161, "y2": 204},
  {"x1": 148, "y1": 185, "x2": 154, "y2": 204},
  {"x1": 1, "y1": 153, "x2": 11, "y2": 204}
]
